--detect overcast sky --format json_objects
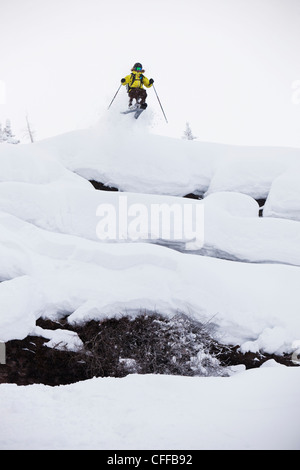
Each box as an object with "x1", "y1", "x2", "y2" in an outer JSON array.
[{"x1": 1, "y1": 0, "x2": 300, "y2": 147}]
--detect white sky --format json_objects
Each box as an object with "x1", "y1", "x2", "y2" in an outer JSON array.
[{"x1": 1, "y1": 0, "x2": 300, "y2": 147}]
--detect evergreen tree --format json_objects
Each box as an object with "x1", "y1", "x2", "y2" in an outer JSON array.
[
  {"x1": 0, "y1": 119, "x2": 20, "y2": 144},
  {"x1": 182, "y1": 122, "x2": 197, "y2": 140}
]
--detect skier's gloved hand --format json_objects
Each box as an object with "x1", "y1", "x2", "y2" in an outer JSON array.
[
  {"x1": 149, "y1": 78, "x2": 154, "y2": 84},
  {"x1": 121, "y1": 78, "x2": 126, "y2": 83}
]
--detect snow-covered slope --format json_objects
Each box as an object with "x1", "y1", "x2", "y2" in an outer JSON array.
[
  {"x1": 1, "y1": 209, "x2": 300, "y2": 354},
  {"x1": 0, "y1": 181, "x2": 299, "y2": 266},
  {"x1": 0, "y1": 118, "x2": 300, "y2": 450},
  {"x1": 0, "y1": 121, "x2": 299, "y2": 352},
  {"x1": 1, "y1": 365, "x2": 300, "y2": 450},
  {"x1": 263, "y1": 163, "x2": 300, "y2": 221}
]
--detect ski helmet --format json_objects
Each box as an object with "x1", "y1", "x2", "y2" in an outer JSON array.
[{"x1": 133, "y1": 62, "x2": 143, "y2": 71}]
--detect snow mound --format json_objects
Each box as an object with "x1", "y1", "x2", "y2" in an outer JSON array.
[
  {"x1": 0, "y1": 142, "x2": 90, "y2": 188},
  {"x1": 0, "y1": 183, "x2": 299, "y2": 266},
  {"x1": 0, "y1": 210, "x2": 300, "y2": 354},
  {"x1": 264, "y1": 163, "x2": 300, "y2": 221},
  {"x1": 35, "y1": 120, "x2": 300, "y2": 199}
]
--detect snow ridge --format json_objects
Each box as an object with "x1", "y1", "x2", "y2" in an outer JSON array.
[{"x1": 0, "y1": 121, "x2": 299, "y2": 355}]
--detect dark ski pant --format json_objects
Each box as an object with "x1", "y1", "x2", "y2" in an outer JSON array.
[{"x1": 128, "y1": 88, "x2": 147, "y2": 106}]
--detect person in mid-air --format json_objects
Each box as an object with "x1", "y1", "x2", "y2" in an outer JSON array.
[{"x1": 121, "y1": 63, "x2": 154, "y2": 110}]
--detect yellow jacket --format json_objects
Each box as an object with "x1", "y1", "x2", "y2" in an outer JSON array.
[{"x1": 121, "y1": 71, "x2": 153, "y2": 89}]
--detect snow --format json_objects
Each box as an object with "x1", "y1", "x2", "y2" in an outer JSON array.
[
  {"x1": 0, "y1": 210, "x2": 299, "y2": 352},
  {"x1": 1, "y1": 366, "x2": 300, "y2": 450},
  {"x1": 264, "y1": 163, "x2": 300, "y2": 221},
  {"x1": 0, "y1": 185, "x2": 299, "y2": 266},
  {"x1": 35, "y1": 115, "x2": 300, "y2": 198},
  {"x1": 0, "y1": 117, "x2": 300, "y2": 449},
  {"x1": 33, "y1": 325, "x2": 84, "y2": 352}
]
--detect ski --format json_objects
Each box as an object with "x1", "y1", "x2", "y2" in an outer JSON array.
[
  {"x1": 134, "y1": 108, "x2": 145, "y2": 119},
  {"x1": 121, "y1": 103, "x2": 146, "y2": 119},
  {"x1": 121, "y1": 106, "x2": 139, "y2": 115}
]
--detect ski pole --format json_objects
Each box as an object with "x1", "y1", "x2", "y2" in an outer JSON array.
[
  {"x1": 107, "y1": 84, "x2": 122, "y2": 110},
  {"x1": 153, "y1": 85, "x2": 168, "y2": 123}
]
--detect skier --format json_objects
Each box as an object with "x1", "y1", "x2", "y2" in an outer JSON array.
[{"x1": 121, "y1": 63, "x2": 154, "y2": 111}]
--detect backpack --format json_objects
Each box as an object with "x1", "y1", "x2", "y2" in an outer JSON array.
[{"x1": 127, "y1": 72, "x2": 144, "y2": 91}]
